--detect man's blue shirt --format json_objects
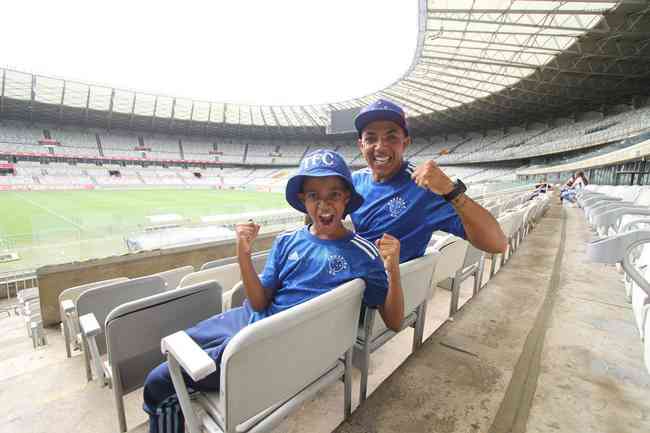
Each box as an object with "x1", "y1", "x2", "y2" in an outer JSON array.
[
  {"x1": 351, "y1": 161, "x2": 466, "y2": 262},
  {"x1": 251, "y1": 226, "x2": 389, "y2": 323}
]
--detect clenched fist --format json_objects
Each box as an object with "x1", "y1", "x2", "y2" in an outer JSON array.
[
  {"x1": 375, "y1": 233, "x2": 401, "y2": 273},
  {"x1": 411, "y1": 160, "x2": 455, "y2": 196},
  {"x1": 235, "y1": 221, "x2": 260, "y2": 255}
]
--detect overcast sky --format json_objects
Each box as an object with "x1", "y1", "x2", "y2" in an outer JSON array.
[{"x1": 1, "y1": 1, "x2": 418, "y2": 105}]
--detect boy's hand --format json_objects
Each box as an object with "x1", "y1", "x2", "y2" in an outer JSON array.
[
  {"x1": 375, "y1": 234, "x2": 400, "y2": 272},
  {"x1": 235, "y1": 221, "x2": 260, "y2": 255}
]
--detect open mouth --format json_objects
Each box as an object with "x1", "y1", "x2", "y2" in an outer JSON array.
[
  {"x1": 373, "y1": 155, "x2": 392, "y2": 167},
  {"x1": 317, "y1": 213, "x2": 335, "y2": 226}
]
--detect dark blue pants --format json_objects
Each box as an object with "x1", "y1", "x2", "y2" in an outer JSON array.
[{"x1": 143, "y1": 303, "x2": 252, "y2": 433}]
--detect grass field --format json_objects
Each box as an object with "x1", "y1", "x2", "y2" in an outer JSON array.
[{"x1": 0, "y1": 189, "x2": 289, "y2": 272}]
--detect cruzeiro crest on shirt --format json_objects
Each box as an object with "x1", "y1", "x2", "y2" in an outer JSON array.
[
  {"x1": 328, "y1": 254, "x2": 349, "y2": 275},
  {"x1": 387, "y1": 196, "x2": 407, "y2": 218}
]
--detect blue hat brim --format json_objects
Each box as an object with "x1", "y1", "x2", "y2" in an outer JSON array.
[
  {"x1": 285, "y1": 171, "x2": 364, "y2": 216},
  {"x1": 354, "y1": 109, "x2": 409, "y2": 138}
]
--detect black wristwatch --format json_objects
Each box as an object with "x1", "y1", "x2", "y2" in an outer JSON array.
[{"x1": 442, "y1": 179, "x2": 467, "y2": 202}]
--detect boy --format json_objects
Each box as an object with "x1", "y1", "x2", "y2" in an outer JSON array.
[{"x1": 142, "y1": 150, "x2": 404, "y2": 433}]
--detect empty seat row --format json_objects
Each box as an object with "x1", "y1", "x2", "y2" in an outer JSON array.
[{"x1": 582, "y1": 185, "x2": 650, "y2": 374}]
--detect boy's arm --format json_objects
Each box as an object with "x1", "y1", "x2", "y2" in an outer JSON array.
[
  {"x1": 235, "y1": 222, "x2": 271, "y2": 311},
  {"x1": 375, "y1": 234, "x2": 404, "y2": 332}
]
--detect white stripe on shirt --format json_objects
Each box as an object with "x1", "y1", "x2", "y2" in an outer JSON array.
[
  {"x1": 354, "y1": 235, "x2": 380, "y2": 256},
  {"x1": 351, "y1": 239, "x2": 377, "y2": 260}
]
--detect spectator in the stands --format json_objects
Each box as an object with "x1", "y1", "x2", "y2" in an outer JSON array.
[
  {"x1": 560, "y1": 171, "x2": 587, "y2": 204},
  {"x1": 351, "y1": 99, "x2": 507, "y2": 263}
]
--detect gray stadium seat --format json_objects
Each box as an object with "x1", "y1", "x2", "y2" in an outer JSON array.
[
  {"x1": 105, "y1": 280, "x2": 222, "y2": 432},
  {"x1": 355, "y1": 251, "x2": 439, "y2": 402},
  {"x1": 77, "y1": 276, "x2": 167, "y2": 383},
  {"x1": 58, "y1": 277, "x2": 129, "y2": 358},
  {"x1": 161, "y1": 278, "x2": 365, "y2": 433}
]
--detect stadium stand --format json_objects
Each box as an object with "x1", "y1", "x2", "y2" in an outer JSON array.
[{"x1": 585, "y1": 185, "x2": 650, "y2": 374}]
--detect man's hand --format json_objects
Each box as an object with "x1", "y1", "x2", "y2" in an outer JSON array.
[
  {"x1": 235, "y1": 221, "x2": 260, "y2": 256},
  {"x1": 411, "y1": 160, "x2": 455, "y2": 196},
  {"x1": 375, "y1": 233, "x2": 401, "y2": 272}
]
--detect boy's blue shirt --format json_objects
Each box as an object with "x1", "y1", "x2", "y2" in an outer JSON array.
[
  {"x1": 250, "y1": 225, "x2": 389, "y2": 323},
  {"x1": 351, "y1": 160, "x2": 466, "y2": 262}
]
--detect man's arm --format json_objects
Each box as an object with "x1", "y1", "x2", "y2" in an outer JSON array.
[
  {"x1": 412, "y1": 160, "x2": 508, "y2": 254},
  {"x1": 447, "y1": 193, "x2": 508, "y2": 254},
  {"x1": 235, "y1": 222, "x2": 272, "y2": 311},
  {"x1": 375, "y1": 234, "x2": 404, "y2": 332}
]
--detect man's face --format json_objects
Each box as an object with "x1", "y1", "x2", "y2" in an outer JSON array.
[
  {"x1": 299, "y1": 176, "x2": 350, "y2": 236},
  {"x1": 358, "y1": 120, "x2": 410, "y2": 182}
]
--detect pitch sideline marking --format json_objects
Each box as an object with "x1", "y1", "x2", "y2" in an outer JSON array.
[{"x1": 11, "y1": 192, "x2": 86, "y2": 231}]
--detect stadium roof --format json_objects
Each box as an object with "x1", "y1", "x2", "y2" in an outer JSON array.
[{"x1": 1, "y1": 0, "x2": 650, "y2": 138}]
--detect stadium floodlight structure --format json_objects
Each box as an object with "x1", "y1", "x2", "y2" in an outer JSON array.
[{"x1": 1, "y1": 0, "x2": 649, "y2": 138}]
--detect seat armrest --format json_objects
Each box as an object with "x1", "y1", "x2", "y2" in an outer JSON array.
[
  {"x1": 620, "y1": 218, "x2": 650, "y2": 234},
  {"x1": 61, "y1": 299, "x2": 75, "y2": 315},
  {"x1": 593, "y1": 207, "x2": 650, "y2": 232},
  {"x1": 587, "y1": 230, "x2": 650, "y2": 264},
  {"x1": 161, "y1": 331, "x2": 216, "y2": 382},
  {"x1": 79, "y1": 313, "x2": 101, "y2": 338}
]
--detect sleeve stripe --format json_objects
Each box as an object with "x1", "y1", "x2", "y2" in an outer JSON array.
[
  {"x1": 278, "y1": 228, "x2": 300, "y2": 238},
  {"x1": 351, "y1": 239, "x2": 377, "y2": 260},
  {"x1": 354, "y1": 235, "x2": 380, "y2": 256}
]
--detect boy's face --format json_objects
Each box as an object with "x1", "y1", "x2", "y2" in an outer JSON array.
[
  {"x1": 299, "y1": 176, "x2": 351, "y2": 236},
  {"x1": 358, "y1": 120, "x2": 410, "y2": 182}
]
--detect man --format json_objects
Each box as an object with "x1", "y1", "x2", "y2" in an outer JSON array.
[{"x1": 351, "y1": 99, "x2": 507, "y2": 262}]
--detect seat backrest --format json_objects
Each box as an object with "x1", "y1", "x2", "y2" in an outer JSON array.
[
  {"x1": 220, "y1": 279, "x2": 365, "y2": 430},
  {"x1": 59, "y1": 277, "x2": 129, "y2": 311},
  {"x1": 106, "y1": 281, "x2": 222, "y2": 395},
  {"x1": 431, "y1": 238, "x2": 469, "y2": 285},
  {"x1": 153, "y1": 265, "x2": 194, "y2": 291},
  {"x1": 76, "y1": 276, "x2": 167, "y2": 355},
  {"x1": 181, "y1": 253, "x2": 268, "y2": 291},
  {"x1": 368, "y1": 251, "x2": 440, "y2": 337},
  {"x1": 620, "y1": 186, "x2": 641, "y2": 203},
  {"x1": 635, "y1": 188, "x2": 650, "y2": 206},
  {"x1": 462, "y1": 244, "x2": 484, "y2": 270},
  {"x1": 486, "y1": 204, "x2": 501, "y2": 218},
  {"x1": 498, "y1": 212, "x2": 517, "y2": 238},
  {"x1": 201, "y1": 250, "x2": 269, "y2": 271}
]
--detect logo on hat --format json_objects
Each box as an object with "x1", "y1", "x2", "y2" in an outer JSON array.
[{"x1": 301, "y1": 151, "x2": 335, "y2": 170}]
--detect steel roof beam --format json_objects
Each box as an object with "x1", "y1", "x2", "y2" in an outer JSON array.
[
  {"x1": 59, "y1": 81, "x2": 66, "y2": 124},
  {"x1": 427, "y1": 16, "x2": 596, "y2": 33},
  {"x1": 106, "y1": 88, "x2": 114, "y2": 130},
  {"x1": 425, "y1": 35, "x2": 572, "y2": 54},
  {"x1": 382, "y1": 89, "x2": 495, "y2": 130},
  {"x1": 428, "y1": 9, "x2": 610, "y2": 15},
  {"x1": 380, "y1": 90, "x2": 457, "y2": 127},
  {"x1": 394, "y1": 83, "x2": 502, "y2": 122},
  {"x1": 429, "y1": 28, "x2": 582, "y2": 38},
  {"x1": 397, "y1": 81, "x2": 510, "y2": 116}
]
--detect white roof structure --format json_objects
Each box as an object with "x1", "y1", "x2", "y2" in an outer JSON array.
[{"x1": 1, "y1": 0, "x2": 649, "y2": 136}]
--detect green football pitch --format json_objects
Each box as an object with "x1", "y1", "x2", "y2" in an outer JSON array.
[{"x1": 0, "y1": 189, "x2": 289, "y2": 272}]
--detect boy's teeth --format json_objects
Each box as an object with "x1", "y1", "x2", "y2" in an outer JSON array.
[{"x1": 375, "y1": 156, "x2": 389, "y2": 163}]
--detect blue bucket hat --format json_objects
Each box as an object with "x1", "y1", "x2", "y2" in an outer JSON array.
[
  {"x1": 354, "y1": 99, "x2": 409, "y2": 138},
  {"x1": 286, "y1": 150, "x2": 364, "y2": 216}
]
